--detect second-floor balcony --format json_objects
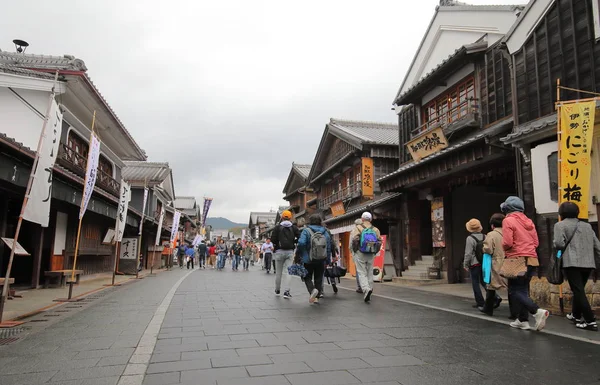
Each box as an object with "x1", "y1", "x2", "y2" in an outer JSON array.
[
  {"x1": 411, "y1": 98, "x2": 480, "y2": 139},
  {"x1": 57, "y1": 143, "x2": 120, "y2": 196},
  {"x1": 318, "y1": 182, "x2": 362, "y2": 209}
]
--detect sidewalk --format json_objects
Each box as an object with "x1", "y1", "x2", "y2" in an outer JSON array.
[
  {"x1": 337, "y1": 277, "x2": 600, "y2": 344},
  {"x1": 3, "y1": 269, "x2": 164, "y2": 321}
]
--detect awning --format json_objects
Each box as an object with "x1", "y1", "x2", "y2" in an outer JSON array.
[
  {"x1": 500, "y1": 114, "x2": 556, "y2": 145},
  {"x1": 378, "y1": 120, "x2": 513, "y2": 191},
  {"x1": 325, "y1": 193, "x2": 402, "y2": 228},
  {"x1": 330, "y1": 224, "x2": 355, "y2": 235}
]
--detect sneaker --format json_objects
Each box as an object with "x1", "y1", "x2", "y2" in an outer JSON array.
[
  {"x1": 575, "y1": 321, "x2": 598, "y2": 331},
  {"x1": 275, "y1": 289, "x2": 280, "y2": 296},
  {"x1": 364, "y1": 289, "x2": 373, "y2": 303},
  {"x1": 283, "y1": 291, "x2": 292, "y2": 299},
  {"x1": 356, "y1": 288, "x2": 363, "y2": 294},
  {"x1": 309, "y1": 289, "x2": 319, "y2": 303},
  {"x1": 534, "y1": 309, "x2": 549, "y2": 331},
  {"x1": 566, "y1": 313, "x2": 583, "y2": 323},
  {"x1": 332, "y1": 284, "x2": 338, "y2": 294},
  {"x1": 510, "y1": 320, "x2": 531, "y2": 330},
  {"x1": 318, "y1": 293, "x2": 324, "y2": 299}
]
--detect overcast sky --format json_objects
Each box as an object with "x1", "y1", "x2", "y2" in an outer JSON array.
[{"x1": 2, "y1": 0, "x2": 527, "y2": 223}]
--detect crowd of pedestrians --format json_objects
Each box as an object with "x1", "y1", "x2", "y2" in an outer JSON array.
[{"x1": 464, "y1": 196, "x2": 600, "y2": 332}]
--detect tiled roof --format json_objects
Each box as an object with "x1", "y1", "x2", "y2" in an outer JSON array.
[
  {"x1": 0, "y1": 63, "x2": 59, "y2": 80},
  {"x1": 249, "y1": 211, "x2": 277, "y2": 225},
  {"x1": 175, "y1": 196, "x2": 197, "y2": 210},
  {"x1": 393, "y1": 41, "x2": 488, "y2": 106},
  {"x1": 501, "y1": 114, "x2": 557, "y2": 144},
  {"x1": 0, "y1": 50, "x2": 146, "y2": 160},
  {"x1": 329, "y1": 118, "x2": 399, "y2": 146},
  {"x1": 293, "y1": 163, "x2": 311, "y2": 179},
  {"x1": 122, "y1": 161, "x2": 172, "y2": 183},
  {"x1": 324, "y1": 193, "x2": 402, "y2": 224}
]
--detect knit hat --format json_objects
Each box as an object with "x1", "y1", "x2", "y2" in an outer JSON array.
[
  {"x1": 361, "y1": 212, "x2": 372, "y2": 221},
  {"x1": 281, "y1": 210, "x2": 293, "y2": 220},
  {"x1": 466, "y1": 218, "x2": 482, "y2": 233}
]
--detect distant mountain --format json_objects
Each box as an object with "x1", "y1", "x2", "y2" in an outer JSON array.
[{"x1": 205, "y1": 217, "x2": 246, "y2": 229}]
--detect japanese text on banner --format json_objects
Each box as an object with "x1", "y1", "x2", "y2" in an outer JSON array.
[
  {"x1": 155, "y1": 208, "x2": 165, "y2": 246},
  {"x1": 559, "y1": 101, "x2": 595, "y2": 219},
  {"x1": 170, "y1": 211, "x2": 181, "y2": 244},
  {"x1": 23, "y1": 99, "x2": 63, "y2": 227},
  {"x1": 139, "y1": 187, "x2": 148, "y2": 235},
  {"x1": 115, "y1": 180, "x2": 131, "y2": 242},
  {"x1": 80, "y1": 133, "x2": 101, "y2": 219}
]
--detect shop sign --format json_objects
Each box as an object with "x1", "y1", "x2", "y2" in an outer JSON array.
[
  {"x1": 431, "y1": 198, "x2": 445, "y2": 247},
  {"x1": 330, "y1": 200, "x2": 346, "y2": 217},
  {"x1": 406, "y1": 127, "x2": 448, "y2": 161},
  {"x1": 559, "y1": 101, "x2": 595, "y2": 219},
  {"x1": 119, "y1": 237, "x2": 138, "y2": 260},
  {"x1": 361, "y1": 157, "x2": 374, "y2": 197}
]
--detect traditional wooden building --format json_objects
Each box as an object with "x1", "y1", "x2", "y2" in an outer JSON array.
[
  {"x1": 122, "y1": 161, "x2": 177, "y2": 270},
  {"x1": 380, "y1": 37, "x2": 519, "y2": 282},
  {"x1": 282, "y1": 163, "x2": 315, "y2": 225},
  {"x1": 306, "y1": 118, "x2": 401, "y2": 274},
  {"x1": 500, "y1": 0, "x2": 600, "y2": 264},
  {"x1": 248, "y1": 211, "x2": 277, "y2": 240},
  {"x1": 0, "y1": 51, "x2": 146, "y2": 285}
]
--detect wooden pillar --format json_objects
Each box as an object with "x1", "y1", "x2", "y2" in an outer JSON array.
[
  {"x1": 444, "y1": 192, "x2": 456, "y2": 284},
  {"x1": 31, "y1": 226, "x2": 44, "y2": 288}
]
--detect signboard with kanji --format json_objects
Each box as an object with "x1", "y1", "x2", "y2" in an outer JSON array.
[
  {"x1": 361, "y1": 157, "x2": 374, "y2": 197},
  {"x1": 330, "y1": 201, "x2": 345, "y2": 217},
  {"x1": 119, "y1": 237, "x2": 138, "y2": 260},
  {"x1": 406, "y1": 126, "x2": 449, "y2": 161},
  {"x1": 559, "y1": 101, "x2": 595, "y2": 219}
]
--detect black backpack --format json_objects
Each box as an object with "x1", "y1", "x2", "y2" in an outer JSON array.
[
  {"x1": 278, "y1": 226, "x2": 296, "y2": 250},
  {"x1": 469, "y1": 235, "x2": 484, "y2": 264}
]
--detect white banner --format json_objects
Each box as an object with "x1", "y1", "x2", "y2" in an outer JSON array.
[
  {"x1": 139, "y1": 187, "x2": 148, "y2": 235},
  {"x1": 79, "y1": 133, "x2": 100, "y2": 219},
  {"x1": 242, "y1": 229, "x2": 246, "y2": 239},
  {"x1": 155, "y1": 207, "x2": 165, "y2": 246},
  {"x1": 23, "y1": 99, "x2": 63, "y2": 227},
  {"x1": 192, "y1": 234, "x2": 201, "y2": 246},
  {"x1": 119, "y1": 237, "x2": 138, "y2": 260},
  {"x1": 170, "y1": 210, "x2": 181, "y2": 244},
  {"x1": 115, "y1": 180, "x2": 131, "y2": 242}
]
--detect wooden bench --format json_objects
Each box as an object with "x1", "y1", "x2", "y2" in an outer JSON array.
[
  {"x1": 0, "y1": 278, "x2": 17, "y2": 299},
  {"x1": 44, "y1": 270, "x2": 83, "y2": 288}
]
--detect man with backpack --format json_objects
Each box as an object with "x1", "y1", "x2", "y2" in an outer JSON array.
[
  {"x1": 464, "y1": 218, "x2": 486, "y2": 309},
  {"x1": 297, "y1": 214, "x2": 332, "y2": 304},
  {"x1": 350, "y1": 212, "x2": 382, "y2": 303},
  {"x1": 231, "y1": 238, "x2": 243, "y2": 271},
  {"x1": 271, "y1": 210, "x2": 300, "y2": 298}
]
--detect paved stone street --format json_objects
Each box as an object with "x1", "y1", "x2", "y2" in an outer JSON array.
[{"x1": 0, "y1": 266, "x2": 599, "y2": 385}]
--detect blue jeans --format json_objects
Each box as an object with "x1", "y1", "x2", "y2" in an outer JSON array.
[
  {"x1": 243, "y1": 257, "x2": 250, "y2": 270},
  {"x1": 232, "y1": 255, "x2": 241, "y2": 270},
  {"x1": 217, "y1": 253, "x2": 226, "y2": 269},
  {"x1": 469, "y1": 265, "x2": 485, "y2": 307}
]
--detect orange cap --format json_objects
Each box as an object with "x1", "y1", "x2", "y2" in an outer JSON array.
[{"x1": 282, "y1": 210, "x2": 293, "y2": 219}]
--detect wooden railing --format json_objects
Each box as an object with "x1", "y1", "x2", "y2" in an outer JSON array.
[
  {"x1": 411, "y1": 98, "x2": 479, "y2": 138},
  {"x1": 319, "y1": 182, "x2": 362, "y2": 209},
  {"x1": 57, "y1": 143, "x2": 120, "y2": 196}
]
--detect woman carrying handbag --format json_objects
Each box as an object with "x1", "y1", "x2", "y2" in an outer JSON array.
[
  {"x1": 553, "y1": 202, "x2": 600, "y2": 331},
  {"x1": 500, "y1": 196, "x2": 549, "y2": 331}
]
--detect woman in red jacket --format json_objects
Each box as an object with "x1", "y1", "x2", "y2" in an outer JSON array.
[{"x1": 501, "y1": 196, "x2": 549, "y2": 331}]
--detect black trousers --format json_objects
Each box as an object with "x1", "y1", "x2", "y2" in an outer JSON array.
[
  {"x1": 565, "y1": 267, "x2": 595, "y2": 322},
  {"x1": 187, "y1": 258, "x2": 194, "y2": 269},
  {"x1": 304, "y1": 261, "x2": 325, "y2": 295}
]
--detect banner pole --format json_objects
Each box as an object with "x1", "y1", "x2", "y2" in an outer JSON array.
[
  {"x1": 556, "y1": 79, "x2": 565, "y2": 315},
  {"x1": 135, "y1": 180, "x2": 147, "y2": 279},
  {"x1": 0, "y1": 71, "x2": 59, "y2": 323},
  {"x1": 67, "y1": 111, "x2": 96, "y2": 299}
]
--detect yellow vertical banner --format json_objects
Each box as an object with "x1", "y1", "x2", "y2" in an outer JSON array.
[
  {"x1": 361, "y1": 157, "x2": 374, "y2": 198},
  {"x1": 559, "y1": 101, "x2": 595, "y2": 219}
]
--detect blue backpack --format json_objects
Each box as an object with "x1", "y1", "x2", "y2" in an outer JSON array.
[{"x1": 359, "y1": 225, "x2": 381, "y2": 254}]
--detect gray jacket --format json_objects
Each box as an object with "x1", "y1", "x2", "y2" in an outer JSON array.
[
  {"x1": 464, "y1": 233, "x2": 484, "y2": 269},
  {"x1": 553, "y1": 218, "x2": 600, "y2": 269}
]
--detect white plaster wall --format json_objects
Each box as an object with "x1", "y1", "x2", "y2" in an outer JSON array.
[
  {"x1": 400, "y1": 8, "x2": 520, "y2": 96},
  {"x1": 0, "y1": 87, "x2": 49, "y2": 149},
  {"x1": 505, "y1": 0, "x2": 555, "y2": 54},
  {"x1": 531, "y1": 140, "x2": 598, "y2": 222}
]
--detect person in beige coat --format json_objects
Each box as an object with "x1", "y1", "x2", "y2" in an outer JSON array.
[
  {"x1": 350, "y1": 212, "x2": 382, "y2": 302},
  {"x1": 481, "y1": 213, "x2": 507, "y2": 316}
]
